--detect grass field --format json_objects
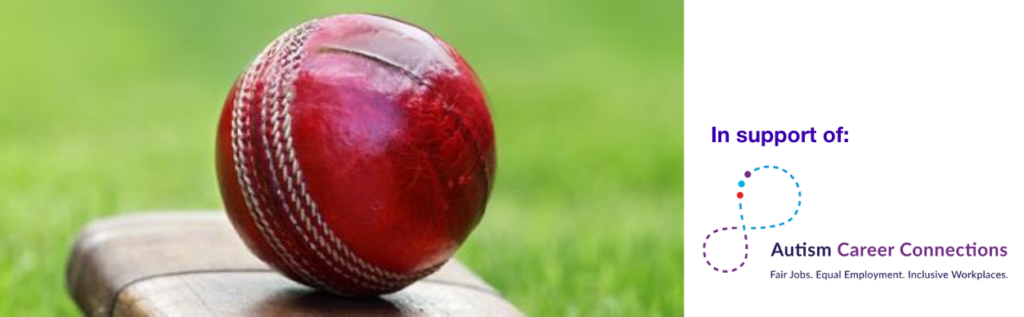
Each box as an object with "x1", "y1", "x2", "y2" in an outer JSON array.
[{"x1": 0, "y1": 1, "x2": 683, "y2": 315}]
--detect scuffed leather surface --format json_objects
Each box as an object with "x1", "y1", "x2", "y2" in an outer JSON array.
[{"x1": 216, "y1": 14, "x2": 495, "y2": 294}]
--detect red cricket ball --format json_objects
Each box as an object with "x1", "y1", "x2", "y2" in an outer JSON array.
[{"x1": 215, "y1": 14, "x2": 495, "y2": 295}]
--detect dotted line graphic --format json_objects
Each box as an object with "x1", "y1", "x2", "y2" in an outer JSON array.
[
  {"x1": 739, "y1": 165, "x2": 802, "y2": 231},
  {"x1": 704, "y1": 165, "x2": 805, "y2": 273},
  {"x1": 702, "y1": 227, "x2": 747, "y2": 273}
]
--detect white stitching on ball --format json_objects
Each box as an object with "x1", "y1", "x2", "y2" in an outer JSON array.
[
  {"x1": 232, "y1": 27, "x2": 328, "y2": 290},
  {"x1": 263, "y1": 21, "x2": 386, "y2": 292},
  {"x1": 236, "y1": 19, "x2": 451, "y2": 293},
  {"x1": 276, "y1": 22, "x2": 444, "y2": 287}
]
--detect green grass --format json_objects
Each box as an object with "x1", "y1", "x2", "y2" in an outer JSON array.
[{"x1": 0, "y1": 1, "x2": 683, "y2": 315}]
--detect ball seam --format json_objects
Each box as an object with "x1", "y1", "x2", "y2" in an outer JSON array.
[{"x1": 233, "y1": 26, "x2": 329, "y2": 290}]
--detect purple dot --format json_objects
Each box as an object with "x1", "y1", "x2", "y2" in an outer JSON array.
[{"x1": 744, "y1": 171, "x2": 751, "y2": 178}]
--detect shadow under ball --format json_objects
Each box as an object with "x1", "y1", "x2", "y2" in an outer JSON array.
[{"x1": 215, "y1": 14, "x2": 496, "y2": 296}]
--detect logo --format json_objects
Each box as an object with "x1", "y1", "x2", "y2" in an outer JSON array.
[{"x1": 702, "y1": 165, "x2": 804, "y2": 273}]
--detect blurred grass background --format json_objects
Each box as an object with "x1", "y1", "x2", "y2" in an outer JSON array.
[{"x1": 0, "y1": 0, "x2": 683, "y2": 315}]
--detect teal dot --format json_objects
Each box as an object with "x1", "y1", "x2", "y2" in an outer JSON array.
[{"x1": 738, "y1": 180, "x2": 746, "y2": 188}]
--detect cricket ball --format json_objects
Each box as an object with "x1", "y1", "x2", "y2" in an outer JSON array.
[{"x1": 215, "y1": 14, "x2": 495, "y2": 295}]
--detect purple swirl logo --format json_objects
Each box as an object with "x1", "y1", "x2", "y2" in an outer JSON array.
[{"x1": 703, "y1": 165, "x2": 804, "y2": 273}]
